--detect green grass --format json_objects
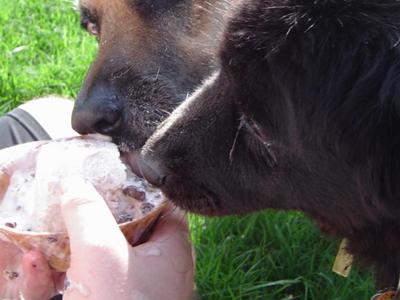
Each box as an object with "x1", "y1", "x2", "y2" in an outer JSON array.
[
  {"x1": 0, "y1": 0, "x2": 96, "y2": 112},
  {"x1": 0, "y1": 1, "x2": 375, "y2": 299},
  {"x1": 190, "y1": 212, "x2": 374, "y2": 299}
]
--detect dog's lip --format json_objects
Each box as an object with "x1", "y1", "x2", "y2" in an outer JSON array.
[
  {"x1": 122, "y1": 151, "x2": 224, "y2": 215},
  {"x1": 120, "y1": 150, "x2": 166, "y2": 187},
  {"x1": 120, "y1": 151, "x2": 144, "y2": 179}
]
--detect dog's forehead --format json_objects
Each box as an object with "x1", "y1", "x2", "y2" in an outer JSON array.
[
  {"x1": 76, "y1": 0, "x2": 206, "y2": 36},
  {"x1": 78, "y1": 0, "x2": 189, "y2": 14},
  {"x1": 124, "y1": 0, "x2": 185, "y2": 10},
  {"x1": 78, "y1": 0, "x2": 130, "y2": 12}
]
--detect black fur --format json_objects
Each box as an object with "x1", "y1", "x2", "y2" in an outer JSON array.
[{"x1": 143, "y1": 0, "x2": 400, "y2": 289}]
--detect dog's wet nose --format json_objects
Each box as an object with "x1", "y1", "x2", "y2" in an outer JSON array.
[
  {"x1": 126, "y1": 152, "x2": 168, "y2": 187},
  {"x1": 72, "y1": 85, "x2": 123, "y2": 136}
]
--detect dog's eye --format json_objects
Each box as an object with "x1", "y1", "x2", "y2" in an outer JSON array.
[
  {"x1": 80, "y1": 7, "x2": 100, "y2": 36},
  {"x1": 85, "y1": 22, "x2": 100, "y2": 36}
]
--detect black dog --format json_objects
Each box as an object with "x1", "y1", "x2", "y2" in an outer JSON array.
[{"x1": 141, "y1": 0, "x2": 400, "y2": 290}]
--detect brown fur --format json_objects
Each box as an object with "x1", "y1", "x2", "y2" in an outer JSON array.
[{"x1": 72, "y1": 0, "x2": 240, "y2": 150}]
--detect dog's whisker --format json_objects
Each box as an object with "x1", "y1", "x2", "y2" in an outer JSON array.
[
  {"x1": 243, "y1": 117, "x2": 278, "y2": 167},
  {"x1": 229, "y1": 117, "x2": 246, "y2": 164},
  {"x1": 393, "y1": 36, "x2": 400, "y2": 48},
  {"x1": 110, "y1": 65, "x2": 135, "y2": 80},
  {"x1": 158, "y1": 109, "x2": 172, "y2": 116},
  {"x1": 185, "y1": 92, "x2": 191, "y2": 101},
  {"x1": 155, "y1": 67, "x2": 161, "y2": 81}
]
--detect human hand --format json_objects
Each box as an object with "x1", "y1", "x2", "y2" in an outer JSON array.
[
  {"x1": 60, "y1": 176, "x2": 195, "y2": 300},
  {"x1": 0, "y1": 241, "x2": 63, "y2": 300},
  {"x1": 0, "y1": 142, "x2": 194, "y2": 300},
  {"x1": 0, "y1": 142, "x2": 63, "y2": 300}
]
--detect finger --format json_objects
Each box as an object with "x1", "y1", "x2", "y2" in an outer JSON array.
[
  {"x1": 52, "y1": 272, "x2": 66, "y2": 294},
  {"x1": 61, "y1": 177, "x2": 131, "y2": 300},
  {"x1": 130, "y1": 216, "x2": 195, "y2": 300},
  {"x1": 60, "y1": 176, "x2": 127, "y2": 257},
  {"x1": 20, "y1": 251, "x2": 56, "y2": 300},
  {"x1": 124, "y1": 205, "x2": 194, "y2": 300},
  {"x1": 0, "y1": 141, "x2": 47, "y2": 166},
  {"x1": 144, "y1": 205, "x2": 193, "y2": 276},
  {"x1": 148, "y1": 205, "x2": 189, "y2": 242},
  {"x1": 0, "y1": 242, "x2": 23, "y2": 300},
  {"x1": 138, "y1": 206, "x2": 192, "y2": 274}
]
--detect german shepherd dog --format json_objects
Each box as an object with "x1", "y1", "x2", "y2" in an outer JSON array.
[
  {"x1": 141, "y1": 0, "x2": 400, "y2": 292},
  {"x1": 71, "y1": 0, "x2": 240, "y2": 149}
]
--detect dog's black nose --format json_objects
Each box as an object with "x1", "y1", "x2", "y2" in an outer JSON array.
[
  {"x1": 72, "y1": 85, "x2": 123, "y2": 135},
  {"x1": 125, "y1": 152, "x2": 168, "y2": 187}
]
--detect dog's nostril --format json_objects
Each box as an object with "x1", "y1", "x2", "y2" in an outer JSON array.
[
  {"x1": 94, "y1": 113, "x2": 122, "y2": 135},
  {"x1": 72, "y1": 108, "x2": 122, "y2": 136},
  {"x1": 72, "y1": 98, "x2": 123, "y2": 136}
]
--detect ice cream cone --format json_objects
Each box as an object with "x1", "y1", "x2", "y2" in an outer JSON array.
[
  {"x1": 0, "y1": 137, "x2": 167, "y2": 272},
  {"x1": 0, "y1": 201, "x2": 166, "y2": 272}
]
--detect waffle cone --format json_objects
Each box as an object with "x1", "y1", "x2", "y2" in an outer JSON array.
[{"x1": 0, "y1": 201, "x2": 166, "y2": 272}]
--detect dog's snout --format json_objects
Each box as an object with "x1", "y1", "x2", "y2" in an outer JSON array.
[{"x1": 72, "y1": 84, "x2": 123, "y2": 136}]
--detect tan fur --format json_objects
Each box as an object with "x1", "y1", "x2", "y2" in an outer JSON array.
[{"x1": 72, "y1": 0, "x2": 243, "y2": 149}]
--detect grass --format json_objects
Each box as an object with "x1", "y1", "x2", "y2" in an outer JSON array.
[
  {"x1": 0, "y1": 0, "x2": 375, "y2": 299},
  {"x1": 0, "y1": 0, "x2": 95, "y2": 112},
  {"x1": 190, "y1": 212, "x2": 374, "y2": 299}
]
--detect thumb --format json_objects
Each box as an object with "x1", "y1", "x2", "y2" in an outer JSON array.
[
  {"x1": 20, "y1": 251, "x2": 56, "y2": 300},
  {"x1": 60, "y1": 176, "x2": 127, "y2": 258}
]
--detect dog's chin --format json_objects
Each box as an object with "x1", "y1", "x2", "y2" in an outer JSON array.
[
  {"x1": 168, "y1": 196, "x2": 222, "y2": 216},
  {"x1": 161, "y1": 180, "x2": 224, "y2": 216},
  {"x1": 121, "y1": 151, "x2": 229, "y2": 216},
  {"x1": 161, "y1": 172, "x2": 254, "y2": 216}
]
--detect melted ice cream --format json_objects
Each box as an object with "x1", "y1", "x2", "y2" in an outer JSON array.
[{"x1": 0, "y1": 137, "x2": 163, "y2": 233}]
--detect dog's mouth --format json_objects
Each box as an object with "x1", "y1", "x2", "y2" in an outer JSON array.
[
  {"x1": 120, "y1": 150, "x2": 145, "y2": 180},
  {"x1": 120, "y1": 150, "x2": 223, "y2": 215}
]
